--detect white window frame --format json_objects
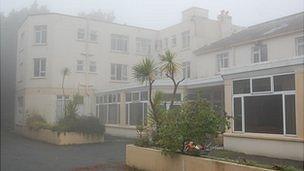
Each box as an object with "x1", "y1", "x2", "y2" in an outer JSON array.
[
  {"x1": 97, "y1": 93, "x2": 120, "y2": 125},
  {"x1": 111, "y1": 34, "x2": 128, "y2": 53},
  {"x1": 136, "y1": 38, "x2": 152, "y2": 55},
  {"x1": 217, "y1": 52, "x2": 229, "y2": 71},
  {"x1": 76, "y1": 60, "x2": 84, "y2": 72},
  {"x1": 163, "y1": 38, "x2": 169, "y2": 49},
  {"x1": 182, "y1": 61, "x2": 191, "y2": 79},
  {"x1": 125, "y1": 91, "x2": 148, "y2": 126},
  {"x1": 251, "y1": 44, "x2": 268, "y2": 63},
  {"x1": 171, "y1": 35, "x2": 177, "y2": 47},
  {"x1": 111, "y1": 63, "x2": 128, "y2": 81},
  {"x1": 181, "y1": 31, "x2": 190, "y2": 49},
  {"x1": 295, "y1": 36, "x2": 304, "y2": 56},
  {"x1": 77, "y1": 28, "x2": 85, "y2": 40},
  {"x1": 155, "y1": 40, "x2": 162, "y2": 51},
  {"x1": 33, "y1": 58, "x2": 46, "y2": 78},
  {"x1": 231, "y1": 72, "x2": 296, "y2": 136},
  {"x1": 90, "y1": 30, "x2": 98, "y2": 42},
  {"x1": 89, "y1": 61, "x2": 97, "y2": 73},
  {"x1": 34, "y1": 25, "x2": 47, "y2": 44}
]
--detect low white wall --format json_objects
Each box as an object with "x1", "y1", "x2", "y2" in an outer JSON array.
[
  {"x1": 224, "y1": 135, "x2": 304, "y2": 161},
  {"x1": 105, "y1": 125, "x2": 137, "y2": 138}
]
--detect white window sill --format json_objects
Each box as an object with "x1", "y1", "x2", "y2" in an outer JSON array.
[
  {"x1": 76, "y1": 39, "x2": 98, "y2": 44},
  {"x1": 110, "y1": 80, "x2": 129, "y2": 83},
  {"x1": 33, "y1": 43, "x2": 47, "y2": 46},
  {"x1": 110, "y1": 50, "x2": 129, "y2": 55},
  {"x1": 32, "y1": 76, "x2": 46, "y2": 79}
]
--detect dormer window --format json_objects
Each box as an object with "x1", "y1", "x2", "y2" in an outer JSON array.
[{"x1": 252, "y1": 44, "x2": 267, "y2": 63}]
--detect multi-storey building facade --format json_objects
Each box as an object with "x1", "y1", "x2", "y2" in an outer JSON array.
[
  {"x1": 15, "y1": 7, "x2": 241, "y2": 124},
  {"x1": 16, "y1": 7, "x2": 303, "y2": 160}
]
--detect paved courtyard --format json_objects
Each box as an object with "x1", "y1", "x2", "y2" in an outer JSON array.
[{"x1": 1, "y1": 130, "x2": 135, "y2": 171}]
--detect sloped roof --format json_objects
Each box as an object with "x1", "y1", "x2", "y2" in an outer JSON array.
[{"x1": 194, "y1": 12, "x2": 304, "y2": 55}]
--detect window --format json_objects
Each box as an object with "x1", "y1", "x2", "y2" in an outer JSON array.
[
  {"x1": 233, "y1": 79, "x2": 250, "y2": 94},
  {"x1": 274, "y1": 74, "x2": 295, "y2": 91},
  {"x1": 140, "y1": 91, "x2": 148, "y2": 101},
  {"x1": 136, "y1": 38, "x2": 152, "y2": 54},
  {"x1": 90, "y1": 31, "x2": 98, "y2": 42},
  {"x1": 76, "y1": 60, "x2": 84, "y2": 72},
  {"x1": 171, "y1": 35, "x2": 177, "y2": 47},
  {"x1": 232, "y1": 74, "x2": 296, "y2": 135},
  {"x1": 252, "y1": 77, "x2": 271, "y2": 92},
  {"x1": 182, "y1": 62, "x2": 190, "y2": 79},
  {"x1": 77, "y1": 28, "x2": 85, "y2": 40},
  {"x1": 155, "y1": 40, "x2": 162, "y2": 51},
  {"x1": 125, "y1": 91, "x2": 148, "y2": 126},
  {"x1": 181, "y1": 31, "x2": 190, "y2": 49},
  {"x1": 111, "y1": 34, "x2": 128, "y2": 52},
  {"x1": 285, "y1": 95, "x2": 296, "y2": 134},
  {"x1": 89, "y1": 61, "x2": 96, "y2": 72},
  {"x1": 33, "y1": 58, "x2": 46, "y2": 77},
  {"x1": 111, "y1": 63, "x2": 127, "y2": 81},
  {"x1": 217, "y1": 52, "x2": 229, "y2": 71},
  {"x1": 132, "y1": 92, "x2": 140, "y2": 101},
  {"x1": 34, "y1": 25, "x2": 47, "y2": 44},
  {"x1": 295, "y1": 36, "x2": 304, "y2": 56},
  {"x1": 163, "y1": 38, "x2": 168, "y2": 49},
  {"x1": 97, "y1": 93, "x2": 121, "y2": 124},
  {"x1": 252, "y1": 44, "x2": 267, "y2": 63},
  {"x1": 56, "y1": 95, "x2": 70, "y2": 121},
  {"x1": 233, "y1": 97, "x2": 242, "y2": 131}
]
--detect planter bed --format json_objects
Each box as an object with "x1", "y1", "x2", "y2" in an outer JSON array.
[
  {"x1": 126, "y1": 145, "x2": 303, "y2": 171},
  {"x1": 15, "y1": 125, "x2": 104, "y2": 145}
]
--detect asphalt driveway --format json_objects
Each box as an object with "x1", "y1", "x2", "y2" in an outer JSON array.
[{"x1": 1, "y1": 130, "x2": 135, "y2": 171}]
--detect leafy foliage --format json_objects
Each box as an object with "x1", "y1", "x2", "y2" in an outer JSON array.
[
  {"x1": 53, "y1": 116, "x2": 105, "y2": 136},
  {"x1": 132, "y1": 58, "x2": 157, "y2": 83},
  {"x1": 26, "y1": 114, "x2": 51, "y2": 131},
  {"x1": 157, "y1": 99, "x2": 229, "y2": 155},
  {"x1": 159, "y1": 50, "x2": 184, "y2": 109},
  {"x1": 53, "y1": 94, "x2": 105, "y2": 136}
]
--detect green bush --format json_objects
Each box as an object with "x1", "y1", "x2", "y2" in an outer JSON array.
[
  {"x1": 53, "y1": 115, "x2": 105, "y2": 136},
  {"x1": 26, "y1": 114, "x2": 51, "y2": 131},
  {"x1": 157, "y1": 99, "x2": 229, "y2": 155}
]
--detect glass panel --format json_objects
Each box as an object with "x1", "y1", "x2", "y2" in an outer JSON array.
[
  {"x1": 285, "y1": 95, "x2": 296, "y2": 134},
  {"x1": 108, "y1": 104, "x2": 118, "y2": 124},
  {"x1": 126, "y1": 93, "x2": 131, "y2": 102},
  {"x1": 252, "y1": 77, "x2": 271, "y2": 92},
  {"x1": 274, "y1": 74, "x2": 295, "y2": 91},
  {"x1": 125, "y1": 104, "x2": 129, "y2": 125},
  {"x1": 129, "y1": 103, "x2": 143, "y2": 126},
  {"x1": 260, "y1": 45, "x2": 268, "y2": 62},
  {"x1": 132, "y1": 92, "x2": 140, "y2": 101},
  {"x1": 140, "y1": 91, "x2": 148, "y2": 101},
  {"x1": 117, "y1": 64, "x2": 122, "y2": 80},
  {"x1": 244, "y1": 95, "x2": 283, "y2": 134},
  {"x1": 34, "y1": 59, "x2": 40, "y2": 77},
  {"x1": 100, "y1": 104, "x2": 107, "y2": 124},
  {"x1": 233, "y1": 79, "x2": 250, "y2": 94},
  {"x1": 233, "y1": 98, "x2": 242, "y2": 131}
]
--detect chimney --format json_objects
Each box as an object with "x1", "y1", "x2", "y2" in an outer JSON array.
[
  {"x1": 182, "y1": 7, "x2": 209, "y2": 21},
  {"x1": 217, "y1": 10, "x2": 232, "y2": 25}
]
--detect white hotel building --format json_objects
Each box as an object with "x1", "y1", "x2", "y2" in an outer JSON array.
[{"x1": 15, "y1": 7, "x2": 304, "y2": 160}]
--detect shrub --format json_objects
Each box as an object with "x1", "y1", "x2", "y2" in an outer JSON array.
[
  {"x1": 53, "y1": 116, "x2": 105, "y2": 136},
  {"x1": 26, "y1": 114, "x2": 51, "y2": 130},
  {"x1": 157, "y1": 99, "x2": 229, "y2": 155}
]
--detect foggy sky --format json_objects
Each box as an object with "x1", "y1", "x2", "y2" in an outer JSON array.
[{"x1": 1, "y1": 0, "x2": 303, "y2": 29}]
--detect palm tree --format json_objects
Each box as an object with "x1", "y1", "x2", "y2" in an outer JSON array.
[
  {"x1": 61, "y1": 67, "x2": 70, "y2": 116},
  {"x1": 133, "y1": 58, "x2": 158, "y2": 124},
  {"x1": 160, "y1": 50, "x2": 184, "y2": 109},
  {"x1": 61, "y1": 67, "x2": 70, "y2": 96}
]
